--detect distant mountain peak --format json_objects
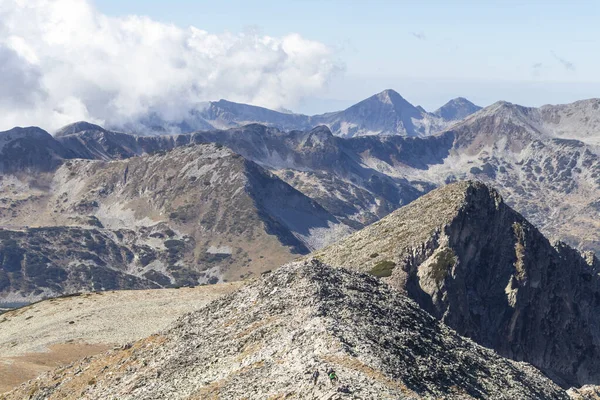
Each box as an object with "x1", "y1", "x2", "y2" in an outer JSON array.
[
  {"x1": 371, "y1": 89, "x2": 412, "y2": 109},
  {"x1": 375, "y1": 88, "x2": 402, "y2": 102},
  {"x1": 434, "y1": 97, "x2": 482, "y2": 121},
  {"x1": 55, "y1": 121, "x2": 107, "y2": 137}
]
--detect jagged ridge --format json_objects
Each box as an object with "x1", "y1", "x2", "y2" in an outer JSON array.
[{"x1": 315, "y1": 181, "x2": 600, "y2": 388}]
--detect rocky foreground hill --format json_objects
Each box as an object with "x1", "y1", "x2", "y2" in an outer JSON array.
[
  {"x1": 315, "y1": 181, "x2": 600, "y2": 388},
  {"x1": 3, "y1": 260, "x2": 568, "y2": 400}
]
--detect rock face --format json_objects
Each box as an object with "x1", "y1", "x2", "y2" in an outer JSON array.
[
  {"x1": 4, "y1": 260, "x2": 568, "y2": 399},
  {"x1": 434, "y1": 97, "x2": 482, "y2": 121},
  {"x1": 0, "y1": 142, "x2": 350, "y2": 301},
  {"x1": 315, "y1": 181, "x2": 600, "y2": 388}
]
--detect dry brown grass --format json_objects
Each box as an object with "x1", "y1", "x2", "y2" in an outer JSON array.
[
  {"x1": 0, "y1": 342, "x2": 111, "y2": 394},
  {"x1": 2, "y1": 335, "x2": 167, "y2": 400}
]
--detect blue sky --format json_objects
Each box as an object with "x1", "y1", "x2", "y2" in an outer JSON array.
[
  {"x1": 2, "y1": 0, "x2": 598, "y2": 130},
  {"x1": 94, "y1": 0, "x2": 600, "y2": 113}
]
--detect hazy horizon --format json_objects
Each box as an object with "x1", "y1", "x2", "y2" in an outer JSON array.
[{"x1": 1, "y1": 0, "x2": 598, "y2": 130}]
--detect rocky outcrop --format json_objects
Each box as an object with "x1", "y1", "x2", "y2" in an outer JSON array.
[
  {"x1": 4, "y1": 260, "x2": 568, "y2": 399},
  {"x1": 568, "y1": 385, "x2": 600, "y2": 399},
  {"x1": 316, "y1": 181, "x2": 600, "y2": 388}
]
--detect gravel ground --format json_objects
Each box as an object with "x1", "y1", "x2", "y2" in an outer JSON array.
[{"x1": 0, "y1": 283, "x2": 242, "y2": 392}]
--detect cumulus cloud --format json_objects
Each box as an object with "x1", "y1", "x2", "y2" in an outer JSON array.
[{"x1": 0, "y1": 0, "x2": 340, "y2": 132}]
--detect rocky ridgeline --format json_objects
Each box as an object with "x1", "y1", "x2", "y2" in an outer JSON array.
[
  {"x1": 4, "y1": 260, "x2": 567, "y2": 399},
  {"x1": 316, "y1": 181, "x2": 600, "y2": 388},
  {"x1": 0, "y1": 141, "x2": 349, "y2": 300}
]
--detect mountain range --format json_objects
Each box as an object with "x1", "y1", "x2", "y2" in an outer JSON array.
[
  {"x1": 2, "y1": 91, "x2": 600, "y2": 302},
  {"x1": 116, "y1": 89, "x2": 480, "y2": 137},
  {"x1": 3, "y1": 166, "x2": 600, "y2": 396},
  {"x1": 3, "y1": 89, "x2": 600, "y2": 397}
]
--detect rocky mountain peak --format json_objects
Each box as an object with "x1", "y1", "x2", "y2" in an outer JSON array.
[
  {"x1": 316, "y1": 180, "x2": 600, "y2": 388},
  {"x1": 434, "y1": 97, "x2": 482, "y2": 121},
  {"x1": 54, "y1": 121, "x2": 107, "y2": 137},
  {"x1": 5, "y1": 259, "x2": 568, "y2": 399},
  {"x1": 0, "y1": 126, "x2": 75, "y2": 172},
  {"x1": 296, "y1": 125, "x2": 335, "y2": 148},
  {"x1": 374, "y1": 88, "x2": 410, "y2": 106},
  {"x1": 355, "y1": 89, "x2": 416, "y2": 115},
  {"x1": 319, "y1": 89, "x2": 448, "y2": 137}
]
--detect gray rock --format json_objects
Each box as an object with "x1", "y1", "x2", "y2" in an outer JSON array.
[
  {"x1": 316, "y1": 181, "x2": 600, "y2": 388},
  {"x1": 4, "y1": 260, "x2": 568, "y2": 399}
]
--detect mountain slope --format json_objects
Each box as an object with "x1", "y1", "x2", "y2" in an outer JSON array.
[
  {"x1": 4, "y1": 260, "x2": 568, "y2": 399},
  {"x1": 0, "y1": 142, "x2": 350, "y2": 301},
  {"x1": 315, "y1": 181, "x2": 600, "y2": 388}
]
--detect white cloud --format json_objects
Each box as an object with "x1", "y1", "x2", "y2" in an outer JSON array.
[{"x1": 0, "y1": 0, "x2": 340, "y2": 132}]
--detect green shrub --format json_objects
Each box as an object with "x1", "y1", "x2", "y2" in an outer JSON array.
[
  {"x1": 369, "y1": 260, "x2": 396, "y2": 278},
  {"x1": 430, "y1": 248, "x2": 456, "y2": 283}
]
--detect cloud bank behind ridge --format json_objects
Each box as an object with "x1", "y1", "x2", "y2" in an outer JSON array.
[{"x1": 0, "y1": 0, "x2": 340, "y2": 132}]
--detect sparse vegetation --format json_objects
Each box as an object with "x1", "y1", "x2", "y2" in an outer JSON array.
[
  {"x1": 369, "y1": 260, "x2": 396, "y2": 277},
  {"x1": 430, "y1": 248, "x2": 455, "y2": 284}
]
